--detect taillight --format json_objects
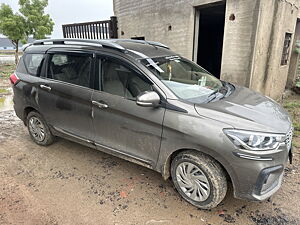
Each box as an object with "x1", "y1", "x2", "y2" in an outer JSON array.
[{"x1": 10, "y1": 73, "x2": 20, "y2": 85}]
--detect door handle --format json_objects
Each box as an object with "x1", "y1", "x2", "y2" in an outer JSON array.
[
  {"x1": 40, "y1": 84, "x2": 51, "y2": 91},
  {"x1": 92, "y1": 101, "x2": 109, "y2": 109}
]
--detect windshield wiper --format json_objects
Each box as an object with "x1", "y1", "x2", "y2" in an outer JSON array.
[
  {"x1": 207, "y1": 89, "x2": 219, "y2": 98},
  {"x1": 206, "y1": 84, "x2": 228, "y2": 103},
  {"x1": 206, "y1": 91, "x2": 219, "y2": 103}
]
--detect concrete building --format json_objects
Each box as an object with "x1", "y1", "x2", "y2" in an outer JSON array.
[{"x1": 113, "y1": 0, "x2": 300, "y2": 99}]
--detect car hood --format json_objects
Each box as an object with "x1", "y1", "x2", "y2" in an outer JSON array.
[{"x1": 194, "y1": 85, "x2": 292, "y2": 133}]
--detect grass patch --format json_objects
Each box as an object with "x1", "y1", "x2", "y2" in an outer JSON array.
[
  {"x1": 0, "y1": 97, "x2": 5, "y2": 108},
  {"x1": 293, "y1": 122, "x2": 300, "y2": 132},
  {"x1": 284, "y1": 101, "x2": 300, "y2": 109},
  {"x1": 0, "y1": 51, "x2": 23, "y2": 56},
  {"x1": 292, "y1": 142, "x2": 300, "y2": 148},
  {"x1": 0, "y1": 64, "x2": 15, "y2": 79},
  {"x1": 0, "y1": 53, "x2": 14, "y2": 55},
  {"x1": 283, "y1": 99, "x2": 300, "y2": 138},
  {"x1": 0, "y1": 88, "x2": 9, "y2": 94}
]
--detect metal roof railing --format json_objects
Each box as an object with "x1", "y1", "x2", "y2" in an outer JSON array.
[
  {"x1": 32, "y1": 38, "x2": 126, "y2": 51},
  {"x1": 30, "y1": 38, "x2": 169, "y2": 52},
  {"x1": 114, "y1": 39, "x2": 169, "y2": 49}
]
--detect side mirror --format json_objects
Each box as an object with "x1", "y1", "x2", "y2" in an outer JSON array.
[{"x1": 136, "y1": 91, "x2": 160, "y2": 107}]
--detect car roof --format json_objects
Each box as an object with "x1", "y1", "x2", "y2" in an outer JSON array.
[{"x1": 24, "y1": 39, "x2": 177, "y2": 59}]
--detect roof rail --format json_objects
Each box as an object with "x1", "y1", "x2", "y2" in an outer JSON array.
[
  {"x1": 145, "y1": 41, "x2": 169, "y2": 49},
  {"x1": 113, "y1": 39, "x2": 169, "y2": 49},
  {"x1": 33, "y1": 38, "x2": 126, "y2": 51},
  {"x1": 22, "y1": 43, "x2": 32, "y2": 51}
]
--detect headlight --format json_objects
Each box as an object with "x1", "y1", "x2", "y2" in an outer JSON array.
[{"x1": 224, "y1": 129, "x2": 286, "y2": 151}]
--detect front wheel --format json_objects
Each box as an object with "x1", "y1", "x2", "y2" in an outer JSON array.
[{"x1": 171, "y1": 151, "x2": 227, "y2": 209}]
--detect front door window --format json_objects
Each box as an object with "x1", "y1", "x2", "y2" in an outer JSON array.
[{"x1": 100, "y1": 58, "x2": 152, "y2": 99}]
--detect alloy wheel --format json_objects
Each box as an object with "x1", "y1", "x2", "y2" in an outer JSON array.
[
  {"x1": 28, "y1": 116, "x2": 45, "y2": 142},
  {"x1": 175, "y1": 162, "x2": 211, "y2": 202}
]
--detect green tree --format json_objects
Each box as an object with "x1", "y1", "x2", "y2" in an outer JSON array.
[
  {"x1": 0, "y1": 0, "x2": 54, "y2": 64},
  {"x1": 0, "y1": 4, "x2": 26, "y2": 64}
]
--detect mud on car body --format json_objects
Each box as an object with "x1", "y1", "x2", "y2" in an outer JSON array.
[{"x1": 11, "y1": 39, "x2": 293, "y2": 209}]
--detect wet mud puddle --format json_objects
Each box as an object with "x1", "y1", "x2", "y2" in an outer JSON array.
[{"x1": 0, "y1": 88, "x2": 13, "y2": 112}]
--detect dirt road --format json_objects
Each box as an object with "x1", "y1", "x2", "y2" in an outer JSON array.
[{"x1": 0, "y1": 105, "x2": 300, "y2": 224}]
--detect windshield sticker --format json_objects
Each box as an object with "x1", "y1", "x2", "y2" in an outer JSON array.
[
  {"x1": 146, "y1": 58, "x2": 164, "y2": 73},
  {"x1": 165, "y1": 55, "x2": 181, "y2": 61},
  {"x1": 127, "y1": 49, "x2": 164, "y2": 73}
]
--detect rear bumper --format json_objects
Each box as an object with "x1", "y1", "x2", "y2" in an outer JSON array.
[
  {"x1": 13, "y1": 103, "x2": 24, "y2": 121},
  {"x1": 12, "y1": 85, "x2": 26, "y2": 123}
]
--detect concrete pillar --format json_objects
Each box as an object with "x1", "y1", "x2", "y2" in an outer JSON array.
[
  {"x1": 220, "y1": 0, "x2": 261, "y2": 87},
  {"x1": 287, "y1": 20, "x2": 300, "y2": 89}
]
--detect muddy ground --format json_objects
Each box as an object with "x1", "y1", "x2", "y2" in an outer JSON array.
[{"x1": 0, "y1": 74, "x2": 300, "y2": 224}]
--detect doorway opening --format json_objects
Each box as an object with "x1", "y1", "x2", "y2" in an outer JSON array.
[{"x1": 195, "y1": 3, "x2": 226, "y2": 78}]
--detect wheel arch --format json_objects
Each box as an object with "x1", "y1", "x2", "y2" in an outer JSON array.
[
  {"x1": 161, "y1": 148, "x2": 235, "y2": 189},
  {"x1": 23, "y1": 106, "x2": 39, "y2": 126}
]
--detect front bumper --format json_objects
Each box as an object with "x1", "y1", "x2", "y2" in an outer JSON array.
[
  {"x1": 252, "y1": 165, "x2": 284, "y2": 200},
  {"x1": 231, "y1": 144, "x2": 291, "y2": 201}
]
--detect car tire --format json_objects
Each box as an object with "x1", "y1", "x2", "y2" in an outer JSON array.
[
  {"x1": 27, "y1": 111, "x2": 55, "y2": 146},
  {"x1": 171, "y1": 151, "x2": 227, "y2": 209}
]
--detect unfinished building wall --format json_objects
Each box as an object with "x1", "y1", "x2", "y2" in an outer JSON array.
[
  {"x1": 287, "y1": 20, "x2": 300, "y2": 89},
  {"x1": 205, "y1": 0, "x2": 299, "y2": 99},
  {"x1": 250, "y1": 0, "x2": 299, "y2": 99},
  {"x1": 114, "y1": 0, "x2": 300, "y2": 99},
  {"x1": 113, "y1": 0, "x2": 196, "y2": 59},
  {"x1": 220, "y1": 0, "x2": 261, "y2": 87}
]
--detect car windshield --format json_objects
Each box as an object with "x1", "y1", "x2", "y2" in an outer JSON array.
[{"x1": 140, "y1": 56, "x2": 224, "y2": 103}]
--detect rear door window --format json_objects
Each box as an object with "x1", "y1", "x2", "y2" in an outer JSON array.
[{"x1": 47, "y1": 53, "x2": 92, "y2": 88}]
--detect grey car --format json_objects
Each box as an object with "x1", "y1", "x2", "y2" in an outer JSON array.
[{"x1": 11, "y1": 39, "x2": 293, "y2": 209}]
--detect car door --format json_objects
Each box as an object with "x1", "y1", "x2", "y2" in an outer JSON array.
[
  {"x1": 38, "y1": 50, "x2": 94, "y2": 142},
  {"x1": 91, "y1": 55, "x2": 166, "y2": 168}
]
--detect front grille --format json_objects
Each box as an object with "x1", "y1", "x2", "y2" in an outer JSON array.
[{"x1": 285, "y1": 126, "x2": 294, "y2": 150}]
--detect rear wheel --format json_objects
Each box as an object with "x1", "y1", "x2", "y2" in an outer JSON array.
[
  {"x1": 27, "y1": 111, "x2": 54, "y2": 146},
  {"x1": 171, "y1": 151, "x2": 227, "y2": 209}
]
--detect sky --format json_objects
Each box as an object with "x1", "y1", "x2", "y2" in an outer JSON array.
[{"x1": 0, "y1": 0, "x2": 114, "y2": 38}]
